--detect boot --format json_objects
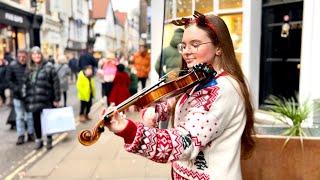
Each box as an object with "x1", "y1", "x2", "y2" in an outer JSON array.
[
  {"x1": 27, "y1": 133, "x2": 35, "y2": 142},
  {"x1": 79, "y1": 115, "x2": 86, "y2": 122},
  {"x1": 16, "y1": 135, "x2": 25, "y2": 145},
  {"x1": 85, "y1": 114, "x2": 91, "y2": 121},
  {"x1": 46, "y1": 136, "x2": 53, "y2": 150},
  {"x1": 35, "y1": 139, "x2": 43, "y2": 150}
]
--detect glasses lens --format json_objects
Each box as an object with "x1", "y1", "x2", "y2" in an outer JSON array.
[{"x1": 177, "y1": 43, "x2": 184, "y2": 53}]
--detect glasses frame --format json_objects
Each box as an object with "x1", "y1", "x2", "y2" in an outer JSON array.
[{"x1": 177, "y1": 41, "x2": 213, "y2": 54}]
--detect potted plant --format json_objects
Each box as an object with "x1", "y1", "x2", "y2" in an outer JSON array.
[{"x1": 241, "y1": 95, "x2": 320, "y2": 180}]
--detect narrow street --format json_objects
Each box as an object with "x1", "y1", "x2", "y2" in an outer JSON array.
[{"x1": 0, "y1": 80, "x2": 86, "y2": 178}]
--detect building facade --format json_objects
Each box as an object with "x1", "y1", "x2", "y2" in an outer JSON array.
[
  {"x1": 0, "y1": 0, "x2": 42, "y2": 57},
  {"x1": 152, "y1": 0, "x2": 320, "y2": 125}
]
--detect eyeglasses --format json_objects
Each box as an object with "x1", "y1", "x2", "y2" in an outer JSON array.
[{"x1": 177, "y1": 41, "x2": 213, "y2": 54}]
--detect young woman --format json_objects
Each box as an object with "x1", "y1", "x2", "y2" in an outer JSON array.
[
  {"x1": 24, "y1": 46, "x2": 60, "y2": 150},
  {"x1": 104, "y1": 12, "x2": 255, "y2": 180}
]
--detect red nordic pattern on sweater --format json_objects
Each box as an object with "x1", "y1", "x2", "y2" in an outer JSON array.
[
  {"x1": 191, "y1": 135, "x2": 202, "y2": 147},
  {"x1": 173, "y1": 162, "x2": 210, "y2": 180},
  {"x1": 124, "y1": 123, "x2": 184, "y2": 163},
  {"x1": 190, "y1": 86, "x2": 219, "y2": 111},
  {"x1": 172, "y1": 169, "x2": 189, "y2": 180}
]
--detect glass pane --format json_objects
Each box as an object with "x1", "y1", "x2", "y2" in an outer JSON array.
[
  {"x1": 195, "y1": 0, "x2": 213, "y2": 14},
  {"x1": 17, "y1": 29, "x2": 26, "y2": 50},
  {"x1": 165, "y1": 0, "x2": 174, "y2": 20},
  {"x1": 219, "y1": 0, "x2": 242, "y2": 9},
  {"x1": 176, "y1": 0, "x2": 192, "y2": 17},
  {"x1": 220, "y1": 14, "x2": 243, "y2": 62}
]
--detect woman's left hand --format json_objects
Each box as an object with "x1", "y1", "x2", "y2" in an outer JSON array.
[{"x1": 102, "y1": 107, "x2": 128, "y2": 133}]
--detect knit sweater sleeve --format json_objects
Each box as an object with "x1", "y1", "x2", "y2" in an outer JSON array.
[{"x1": 115, "y1": 78, "x2": 243, "y2": 163}]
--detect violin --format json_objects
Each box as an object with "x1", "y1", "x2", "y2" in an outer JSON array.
[{"x1": 78, "y1": 63, "x2": 216, "y2": 146}]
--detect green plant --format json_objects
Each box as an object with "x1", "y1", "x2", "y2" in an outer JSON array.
[
  {"x1": 264, "y1": 95, "x2": 320, "y2": 151},
  {"x1": 265, "y1": 95, "x2": 311, "y2": 137}
]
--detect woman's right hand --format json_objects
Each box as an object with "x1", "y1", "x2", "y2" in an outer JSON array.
[{"x1": 102, "y1": 106, "x2": 128, "y2": 133}]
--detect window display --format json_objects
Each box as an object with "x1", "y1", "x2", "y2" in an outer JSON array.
[
  {"x1": 219, "y1": 0, "x2": 242, "y2": 9},
  {"x1": 195, "y1": 0, "x2": 213, "y2": 14},
  {"x1": 221, "y1": 14, "x2": 243, "y2": 61},
  {"x1": 176, "y1": 0, "x2": 192, "y2": 17}
]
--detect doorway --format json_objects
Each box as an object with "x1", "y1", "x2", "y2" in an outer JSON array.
[{"x1": 259, "y1": 0, "x2": 303, "y2": 107}]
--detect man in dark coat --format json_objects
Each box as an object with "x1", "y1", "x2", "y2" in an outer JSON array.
[
  {"x1": 6, "y1": 49, "x2": 35, "y2": 145},
  {"x1": 78, "y1": 47, "x2": 97, "y2": 72},
  {"x1": 68, "y1": 53, "x2": 79, "y2": 82}
]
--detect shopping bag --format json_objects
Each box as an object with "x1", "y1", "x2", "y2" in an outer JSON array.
[{"x1": 41, "y1": 106, "x2": 76, "y2": 135}]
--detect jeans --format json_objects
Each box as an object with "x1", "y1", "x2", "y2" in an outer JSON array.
[{"x1": 13, "y1": 99, "x2": 34, "y2": 136}]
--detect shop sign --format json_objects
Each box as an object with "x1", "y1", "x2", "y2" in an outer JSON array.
[{"x1": 4, "y1": 12, "x2": 23, "y2": 24}]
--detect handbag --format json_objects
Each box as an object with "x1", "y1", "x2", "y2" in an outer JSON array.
[{"x1": 41, "y1": 106, "x2": 76, "y2": 135}]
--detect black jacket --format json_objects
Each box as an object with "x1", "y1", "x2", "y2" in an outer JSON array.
[
  {"x1": 0, "y1": 63, "x2": 8, "y2": 91},
  {"x1": 24, "y1": 61, "x2": 60, "y2": 112},
  {"x1": 78, "y1": 53, "x2": 97, "y2": 70},
  {"x1": 6, "y1": 60, "x2": 28, "y2": 99}
]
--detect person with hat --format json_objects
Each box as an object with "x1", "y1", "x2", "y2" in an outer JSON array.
[
  {"x1": 23, "y1": 46, "x2": 60, "y2": 150},
  {"x1": 132, "y1": 40, "x2": 151, "y2": 89},
  {"x1": 155, "y1": 28, "x2": 184, "y2": 77}
]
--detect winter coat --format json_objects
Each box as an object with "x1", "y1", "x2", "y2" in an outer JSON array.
[
  {"x1": 78, "y1": 53, "x2": 97, "y2": 71},
  {"x1": 68, "y1": 58, "x2": 79, "y2": 73},
  {"x1": 76, "y1": 71, "x2": 96, "y2": 102},
  {"x1": 55, "y1": 63, "x2": 71, "y2": 92},
  {"x1": 24, "y1": 61, "x2": 60, "y2": 112},
  {"x1": 0, "y1": 62, "x2": 8, "y2": 91},
  {"x1": 155, "y1": 29, "x2": 183, "y2": 76},
  {"x1": 125, "y1": 67, "x2": 138, "y2": 95},
  {"x1": 97, "y1": 59, "x2": 117, "y2": 83},
  {"x1": 6, "y1": 60, "x2": 28, "y2": 99},
  {"x1": 132, "y1": 52, "x2": 151, "y2": 78},
  {"x1": 108, "y1": 71, "x2": 131, "y2": 105}
]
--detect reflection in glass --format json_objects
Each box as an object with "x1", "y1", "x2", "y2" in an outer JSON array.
[
  {"x1": 176, "y1": 0, "x2": 192, "y2": 17},
  {"x1": 195, "y1": 0, "x2": 213, "y2": 14},
  {"x1": 221, "y1": 14, "x2": 243, "y2": 62},
  {"x1": 165, "y1": 0, "x2": 174, "y2": 20},
  {"x1": 219, "y1": 0, "x2": 242, "y2": 9}
]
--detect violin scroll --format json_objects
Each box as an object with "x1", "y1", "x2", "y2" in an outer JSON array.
[{"x1": 78, "y1": 121, "x2": 105, "y2": 146}]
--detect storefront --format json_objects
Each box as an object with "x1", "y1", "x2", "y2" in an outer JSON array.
[
  {"x1": 0, "y1": 2, "x2": 42, "y2": 57},
  {"x1": 162, "y1": 0, "x2": 243, "y2": 62},
  {"x1": 40, "y1": 17, "x2": 62, "y2": 60}
]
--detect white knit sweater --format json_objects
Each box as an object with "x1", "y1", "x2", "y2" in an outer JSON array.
[{"x1": 116, "y1": 73, "x2": 246, "y2": 180}]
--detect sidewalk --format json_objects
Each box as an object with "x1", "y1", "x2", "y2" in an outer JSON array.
[{"x1": 19, "y1": 111, "x2": 171, "y2": 180}]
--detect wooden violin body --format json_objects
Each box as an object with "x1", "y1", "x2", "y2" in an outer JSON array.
[{"x1": 78, "y1": 64, "x2": 215, "y2": 146}]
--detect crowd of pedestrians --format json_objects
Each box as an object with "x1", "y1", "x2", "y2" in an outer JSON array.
[{"x1": 0, "y1": 41, "x2": 151, "y2": 150}]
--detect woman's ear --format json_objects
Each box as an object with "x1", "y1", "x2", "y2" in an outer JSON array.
[{"x1": 215, "y1": 48, "x2": 222, "y2": 56}]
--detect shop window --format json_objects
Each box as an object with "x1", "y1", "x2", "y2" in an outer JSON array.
[
  {"x1": 176, "y1": 0, "x2": 192, "y2": 17},
  {"x1": 195, "y1": 0, "x2": 213, "y2": 14},
  {"x1": 165, "y1": 0, "x2": 174, "y2": 20},
  {"x1": 17, "y1": 30, "x2": 26, "y2": 50},
  {"x1": 219, "y1": 0, "x2": 242, "y2": 9},
  {"x1": 220, "y1": 14, "x2": 243, "y2": 62}
]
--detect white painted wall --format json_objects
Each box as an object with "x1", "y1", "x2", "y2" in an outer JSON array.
[
  {"x1": 299, "y1": 0, "x2": 320, "y2": 125},
  {"x1": 150, "y1": 0, "x2": 165, "y2": 84},
  {"x1": 242, "y1": 0, "x2": 262, "y2": 109}
]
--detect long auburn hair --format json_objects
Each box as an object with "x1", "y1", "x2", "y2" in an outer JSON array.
[{"x1": 177, "y1": 13, "x2": 255, "y2": 159}]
